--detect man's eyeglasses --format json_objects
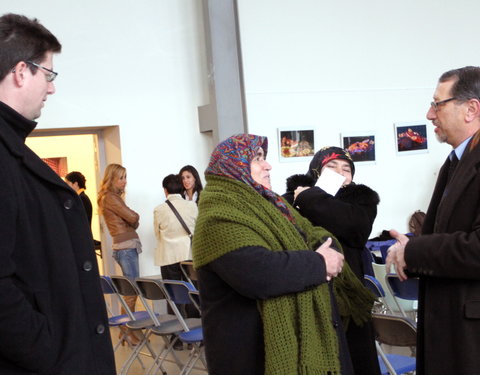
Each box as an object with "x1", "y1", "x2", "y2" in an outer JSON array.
[
  {"x1": 430, "y1": 97, "x2": 456, "y2": 111},
  {"x1": 25, "y1": 61, "x2": 58, "y2": 82}
]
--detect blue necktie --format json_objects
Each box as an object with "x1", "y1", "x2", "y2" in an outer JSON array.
[{"x1": 447, "y1": 151, "x2": 459, "y2": 184}]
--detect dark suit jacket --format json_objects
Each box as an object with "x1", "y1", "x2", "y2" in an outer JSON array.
[
  {"x1": 0, "y1": 101, "x2": 115, "y2": 374},
  {"x1": 79, "y1": 191, "x2": 93, "y2": 225},
  {"x1": 405, "y1": 134, "x2": 480, "y2": 375}
]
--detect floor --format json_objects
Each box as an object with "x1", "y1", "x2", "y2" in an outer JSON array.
[
  {"x1": 110, "y1": 299, "x2": 412, "y2": 374},
  {"x1": 112, "y1": 328, "x2": 207, "y2": 375}
]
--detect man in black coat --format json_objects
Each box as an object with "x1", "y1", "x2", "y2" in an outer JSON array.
[
  {"x1": 387, "y1": 66, "x2": 480, "y2": 374},
  {"x1": 65, "y1": 171, "x2": 93, "y2": 226},
  {"x1": 0, "y1": 13, "x2": 115, "y2": 374}
]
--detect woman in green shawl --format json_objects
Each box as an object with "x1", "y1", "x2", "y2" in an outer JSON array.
[{"x1": 193, "y1": 134, "x2": 373, "y2": 375}]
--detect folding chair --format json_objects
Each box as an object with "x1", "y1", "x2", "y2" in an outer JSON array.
[
  {"x1": 172, "y1": 287, "x2": 206, "y2": 375},
  {"x1": 364, "y1": 275, "x2": 393, "y2": 314},
  {"x1": 180, "y1": 260, "x2": 198, "y2": 285},
  {"x1": 135, "y1": 278, "x2": 202, "y2": 375},
  {"x1": 372, "y1": 313, "x2": 417, "y2": 375},
  {"x1": 372, "y1": 263, "x2": 416, "y2": 317},
  {"x1": 177, "y1": 327, "x2": 205, "y2": 375},
  {"x1": 385, "y1": 274, "x2": 419, "y2": 319},
  {"x1": 111, "y1": 275, "x2": 170, "y2": 375},
  {"x1": 188, "y1": 290, "x2": 201, "y2": 313},
  {"x1": 99, "y1": 276, "x2": 149, "y2": 351}
]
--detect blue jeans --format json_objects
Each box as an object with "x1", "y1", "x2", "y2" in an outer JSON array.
[{"x1": 112, "y1": 248, "x2": 139, "y2": 279}]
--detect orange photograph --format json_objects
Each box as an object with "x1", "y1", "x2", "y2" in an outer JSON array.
[{"x1": 278, "y1": 129, "x2": 314, "y2": 161}]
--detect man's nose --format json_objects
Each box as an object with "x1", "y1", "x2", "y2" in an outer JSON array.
[
  {"x1": 47, "y1": 81, "x2": 56, "y2": 95},
  {"x1": 426, "y1": 105, "x2": 436, "y2": 120}
]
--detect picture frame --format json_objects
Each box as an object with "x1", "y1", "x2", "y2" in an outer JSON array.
[
  {"x1": 394, "y1": 121, "x2": 428, "y2": 155},
  {"x1": 278, "y1": 128, "x2": 315, "y2": 162},
  {"x1": 42, "y1": 157, "x2": 68, "y2": 177},
  {"x1": 341, "y1": 132, "x2": 376, "y2": 163}
]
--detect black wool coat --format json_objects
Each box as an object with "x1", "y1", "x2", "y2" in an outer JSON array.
[
  {"x1": 0, "y1": 102, "x2": 115, "y2": 375},
  {"x1": 405, "y1": 135, "x2": 480, "y2": 375},
  {"x1": 198, "y1": 246, "x2": 353, "y2": 375},
  {"x1": 283, "y1": 175, "x2": 381, "y2": 375},
  {"x1": 283, "y1": 175, "x2": 379, "y2": 279}
]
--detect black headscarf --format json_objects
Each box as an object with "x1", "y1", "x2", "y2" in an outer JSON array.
[{"x1": 306, "y1": 146, "x2": 355, "y2": 182}]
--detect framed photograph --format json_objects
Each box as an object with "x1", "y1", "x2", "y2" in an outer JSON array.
[
  {"x1": 278, "y1": 128, "x2": 315, "y2": 162},
  {"x1": 394, "y1": 122, "x2": 428, "y2": 154},
  {"x1": 41, "y1": 157, "x2": 68, "y2": 177},
  {"x1": 341, "y1": 132, "x2": 376, "y2": 163}
]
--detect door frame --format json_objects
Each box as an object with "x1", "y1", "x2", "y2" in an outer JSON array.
[{"x1": 29, "y1": 125, "x2": 122, "y2": 276}]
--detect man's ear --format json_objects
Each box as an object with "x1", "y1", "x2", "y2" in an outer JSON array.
[
  {"x1": 465, "y1": 98, "x2": 480, "y2": 123},
  {"x1": 11, "y1": 61, "x2": 28, "y2": 87}
]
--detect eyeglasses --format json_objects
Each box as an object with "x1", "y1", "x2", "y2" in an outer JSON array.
[
  {"x1": 430, "y1": 97, "x2": 456, "y2": 111},
  {"x1": 25, "y1": 61, "x2": 58, "y2": 82}
]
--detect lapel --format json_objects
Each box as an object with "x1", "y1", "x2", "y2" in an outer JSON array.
[
  {"x1": 22, "y1": 145, "x2": 73, "y2": 191},
  {"x1": 0, "y1": 112, "x2": 72, "y2": 193},
  {"x1": 422, "y1": 158, "x2": 449, "y2": 234},
  {"x1": 434, "y1": 140, "x2": 480, "y2": 231}
]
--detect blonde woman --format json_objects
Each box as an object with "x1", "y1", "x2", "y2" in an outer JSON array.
[{"x1": 98, "y1": 164, "x2": 141, "y2": 344}]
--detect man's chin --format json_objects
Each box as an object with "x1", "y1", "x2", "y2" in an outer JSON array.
[
  {"x1": 31, "y1": 108, "x2": 42, "y2": 120},
  {"x1": 435, "y1": 133, "x2": 447, "y2": 143}
]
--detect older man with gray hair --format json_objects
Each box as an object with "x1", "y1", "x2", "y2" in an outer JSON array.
[{"x1": 387, "y1": 66, "x2": 480, "y2": 375}]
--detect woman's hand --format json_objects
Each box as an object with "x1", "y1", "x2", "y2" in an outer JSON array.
[
  {"x1": 315, "y1": 237, "x2": 344, "y2": 281},
  {"x1": 294, "y1": 186, "x2": 310, "y2": 201}
]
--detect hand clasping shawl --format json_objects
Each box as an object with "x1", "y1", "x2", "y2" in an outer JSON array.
[{"x1": 193, "y1": 174, "x2": 374, "y2": 375}]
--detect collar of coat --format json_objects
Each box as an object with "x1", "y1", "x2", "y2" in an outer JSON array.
[
  {"x1": 0, "y1": 101, "x2": 74, "y2": 192},
  {"x1": 286, "y1": 173, "x2": 380, "y2": 206},
  {"x1": 433, "y1": 133, "x2": 480, "y2": 229},
  {"x1": 0, "y1": 101, "x2": 36, "y2": 157}
]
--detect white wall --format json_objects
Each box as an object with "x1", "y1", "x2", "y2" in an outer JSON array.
[
  {"x1": 8, "y1": 0, "x2": 480, "y2": 275},
  {"x1": 236, "y1": 0, "x2": 480, "y2": 237},
  {"x1": 8, "y1": 1, "x2": 212, "y2": 276}
]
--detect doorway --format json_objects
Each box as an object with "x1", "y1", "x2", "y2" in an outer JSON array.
[{"x1": 26, "y1": 125, "x2": 122, "y2": 276}]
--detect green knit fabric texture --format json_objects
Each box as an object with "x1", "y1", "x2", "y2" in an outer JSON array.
[{"x1": 193, "y1": 175, "x2": 375, "y2": 375}]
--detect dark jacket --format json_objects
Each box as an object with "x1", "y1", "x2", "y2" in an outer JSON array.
[
  {"x1": 0, "y1": 101, "x2": 115, "y2": 375},
  {"x1": 405, "y1": 135, "x2": 480, "y2": 375},
  {"x1": 284, "y1": 174, "x2": 380, "y2": 375},
  {"x1": 284, "y1": 175, "x2": 379, "y2": 279},
  {"x1": 198, "y1": 246, "x2": 353, "y2": 375},
  {"x1": 79, "y1": 190, "x2": 93, "y2": 225}
]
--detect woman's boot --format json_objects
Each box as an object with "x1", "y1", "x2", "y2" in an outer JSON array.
[
  {"x1": 122, "y1": 295, "x2": 137, "y2": 314},
  {"x1": 120, "y1": 296, "x2": 140, "y2": 346}
]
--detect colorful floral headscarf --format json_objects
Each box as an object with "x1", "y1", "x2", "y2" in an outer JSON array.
[{"x1": 206, "y1": 134, "x2": 295, "y2": 222}]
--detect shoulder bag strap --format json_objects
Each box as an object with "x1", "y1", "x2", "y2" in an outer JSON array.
[{"x1": 166, "y1": 199, "x2": 192, "y2": 238}]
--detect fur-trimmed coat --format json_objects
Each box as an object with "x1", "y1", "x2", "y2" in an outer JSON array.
[
  {"x1": 283, "y1": 174, "x2": 381, "y2": 375},
  {"x1": 283, "y1": 174, "x2": 380, "y2": 279}
]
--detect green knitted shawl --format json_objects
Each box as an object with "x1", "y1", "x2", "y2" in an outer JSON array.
[{"x1": 193, "y1": 175, "x2": 375, "y2": 375}]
